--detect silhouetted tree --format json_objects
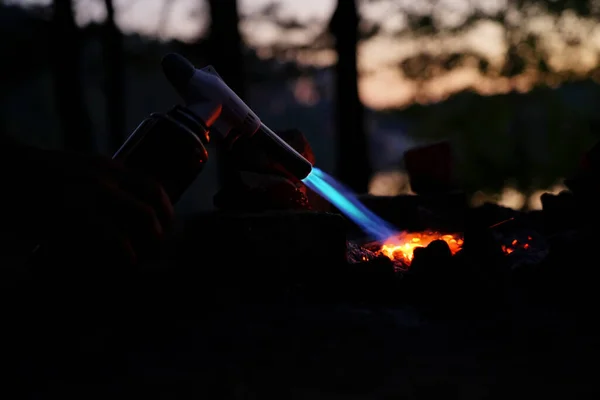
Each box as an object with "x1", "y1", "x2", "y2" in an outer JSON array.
[
  {"x1": 365, "y1": 0, "x2": 600, "y2": 83},
  {"x1": 206, "y1": 0, "x2": 245, "y2": 186},
  {"x1": 249, "y1": 0, "x2": 600, "y2": 86},
  {"x1": 206, "y1": 0, "x2": 245, "y2": 96},
  {"x1": 330, "y1": 0, "x2": 371, "y2": 193},
  {"x1": 102, "y1": 0, "x2": 126, "y2": 153},
  {"x1": 51, "y1": 0, "x2": 94, "y2": 153}
]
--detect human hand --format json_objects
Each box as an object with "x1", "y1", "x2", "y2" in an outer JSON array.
[
  {"x1": 6, "y1": 146, "x2": 174, "y2": 266},
  {"x1": 214, "y1": 129, "x2": 316, "y2": 211},
  {"x1": 226, "y1": 128, "x2": 316, "y2": 183}
]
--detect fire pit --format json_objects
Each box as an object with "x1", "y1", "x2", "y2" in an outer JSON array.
[{"x1": 343, "y1": 199, "x2": 553, "y2": 284}]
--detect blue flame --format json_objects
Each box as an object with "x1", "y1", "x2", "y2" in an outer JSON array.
[{"x1": 303, "y1": 167, "x2": 399, "y2": 241}]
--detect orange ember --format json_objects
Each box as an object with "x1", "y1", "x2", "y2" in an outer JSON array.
[
  {"x1": 379, "y1": 232, "x2": 464, "y2": 265},
  {"x1": 501, "y1": 236, "x2": 532, "y2": 254}
]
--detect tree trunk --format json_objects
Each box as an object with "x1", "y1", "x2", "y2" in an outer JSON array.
[
  {"x1": 206, "y1": 0, "x2": 246, "y2": 186},
  {"x1": 102, "y1": 0, "x2": 126, "y2": 154},
  {"x1": 206, "y1": 0, "x2": 246, "y2": 97},
  {"x1": 51, "y1": 0, "x2": 94, "y2": 153},
  {"x1": 330, "y1": 0, "x2": 371, "y2": 193}
]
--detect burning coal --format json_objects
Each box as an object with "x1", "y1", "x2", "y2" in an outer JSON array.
[
  {"x1": 377, "y1": 232, "x2": 464, "y2": 265},
  {"x1": 501, "y1": 237, "x2": 532, "y2": 254}
]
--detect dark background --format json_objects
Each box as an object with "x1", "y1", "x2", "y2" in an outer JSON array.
[{"x1": 2, "y1": 0, "x2": 600, "y2": 213}]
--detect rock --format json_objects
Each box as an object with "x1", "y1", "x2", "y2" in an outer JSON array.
[
  {"x1": 563, "y1": 140, "x2": 600, "y2": 225},
  {"x1": 403, "y1": 141, "x2": 460, "y2": 195},
  {"x1": 409, "y1": 239, "x2": 453, "y2": 277},
  {"x1": 427, "y1": 239, "x2": 453, "y2": 258},
  {"x1": 541, "y1": 190, "x2": 579, "y2": 233}
]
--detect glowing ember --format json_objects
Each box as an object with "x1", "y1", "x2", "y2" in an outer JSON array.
[
  {"x1": 501, "y1": 236, "x2": 532, "y2": 255},
  {"x1": 379, "y1": 232, "x2": 464, "y2": 265}
]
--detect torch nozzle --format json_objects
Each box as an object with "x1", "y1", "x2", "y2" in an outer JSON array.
[
  {"x1": 161, "y1": 53, "x2": 196, "y2": 96},
  {"x1": 252, "y1": 123, "x2": 313, "y2": 181}
]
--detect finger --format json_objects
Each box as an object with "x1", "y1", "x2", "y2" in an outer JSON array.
[
  {"x1": 58, "y1": 177, "x2": 166, "y2": 262},
  {"x1": 109, "y1": 167, "x2": 175, "y2": 228},
  {"x1": 96, "y1": 181, "x2": 165, "y2": 246},
  {"x1": 81, "y1": 154, "x2": 175, "y2": 227}
]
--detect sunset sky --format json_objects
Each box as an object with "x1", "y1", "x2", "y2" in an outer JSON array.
[{"x1": 9, "y1": 0, "x2": 600, "y2": 109}]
